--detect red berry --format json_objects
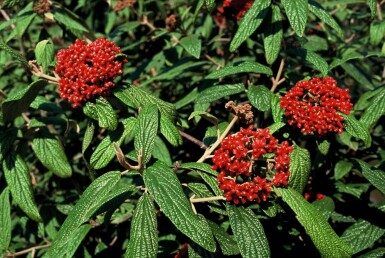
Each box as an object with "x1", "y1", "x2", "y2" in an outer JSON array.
[{"x1": 223, "y1": 0, "x2": 254, "y2": 20}]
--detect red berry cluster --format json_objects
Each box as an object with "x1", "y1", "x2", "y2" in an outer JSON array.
[
  {"x1": 55, "y1": 38, "x2": 127, "y2": 107},
  {"x1": 213, "y1": 126, "x2": 293, "y2": 205},
  {"x1": 223, "y1": 0, "x2": 254, "y2": 20},
  {"x1": 280, "y1": 77, "x2": 353, "y2": 135}
]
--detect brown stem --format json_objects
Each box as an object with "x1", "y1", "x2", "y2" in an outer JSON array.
[
  {"x1": 29, "y1": 61, "x2": 59, "y2": 84},
  {"x1": 204, "y1": 54, "x2": 223, "y2": 68},
  {"x1": 5, "y1": 243, "x2": 51, "y2": 258},
  {"x1": 190, "y1": 195, "x2": 227, "y2": 203},
  {"x1": 377, "y1": 2, "x2": 383, "y2": 21},
  {"x1": 271, "y1": 58, "x2": 285, "y2": 93},
  {"x1": 140, "y1": 16, "x2": 156, "y2": 31},
  {"x1": 114, "y1": 143, "x2": 142, "y2": 174},
  {"x1": 179, "y1": 130, "x2": 207, "y2": 149}
]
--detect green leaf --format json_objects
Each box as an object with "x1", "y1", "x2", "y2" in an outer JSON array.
[
  {"x1": 317, "y1": 140, "x2": 330, "y2": 155},
  {"x1": 357, "y1": 247, "x2": 385, "y2": 258},
  {"x1": 263, "y1": 5, "x2": 283, "y2": 64},
  {"x1": 289, "y1": 48, "x2": 328, "y2": 76},
  {"x1": 271, "y1": 94, "x2": 284, "y2": 123},
  {"x1": 179, "y1": 162, "x2": 218, "y2": 177},
  {"x1": 275, "y1": 187, "x2": 352, "y2": 258},
  {"x1": 55, "y1": 224, "x2": 91, "y2": 258},
  {"x1": 53, "y1": 8, "x2": 88, "y2": 32},
  {"x1": 196, "y1": 83, "x2": 245, "y2": 104},
  {"x1": 206, "y1": 61, "x2": 272, "y2": 79},
  {"x1": 228, "y1": 205, "x2": 270, "y2": 258},
  {"x1": 0, "y1": 187, "x2": 11, "y2": 253},
  {"x1": 135, "y1": 104, "x2": 159, "y2": 164},
  {"x1": 341, "y1": 220, "x2": 385, "y2": 254},
  {"x1": 207, "y1": 220, "x2": 240, "y2": 256},
  {"x1": 2, "y1": 0, "x2": 25, "y2": 8},
  {"x1": 359, "y1": 87, "x2": 385, "y2": 129},
  {"x1": 43, "y1": 171, "x2": 121, "y2": 258},
  {"x1": 335, "y1": 182, "x2": 369, "y2": 198},
  {"x1": 0, "y1": 128, "x2": 17, "y2": 162},
  {"x1": 205, "y1": 0, "x2": 215, "y2": 11},
  {"x1": 352, "y1": 159, "x2": 385, "y2": 195},
  {"x1": 367, "y1": 0, "x2": 377, "y2": 18},
  {"x1": 334, "y1": 160, "x2": 353, "y2": 180},
  {"x1": 152, "y1": 137, "x2": 172, "y2": 165},
  {"x1": 247, "y1": 85, "x2": 272, "y2": 112},
  {"x1": 3, "y1": 152, "x2": 42, "y2": 222},
  {"x1": 312, "y1": 196, "x2": 335, "y2": 221},
  {"x1": 0, "y1": 40, "x2": 29, "y2": 68},
  {"x1": 143, "y1": 161, "x2": 216, "y2": 252},
  {"x1": 230, "y1": 0, "x2": 271, "y2": 51},
  {"x1": 125, "y1": 193, "x2": 158, "y2": 258},
  {"x1": 281, "y1": 0, "x2": 308, "y2": 37},
  {"x1": 197, "y1": 171, "x2": 223, "y2": 197},
  {"x1": 288, "y1": 145, "x2": 311, "y2": 194},
  {"x1": 188, "y1": 111, "x2": 218, "y2": 125},
  {"x1": 268, "y1": 122, "x2": 285, "y2": 134},
  {"x1": 83, "y1": 97, "x2": 118, "y2": 131},
  {"x1": 340, "y1": 62, "x2": 374, "y2": 90},
  {"x1": 340, "y1": 113, "x2": 371, "y2": 148},
  {"x1": 82, "y1": 120, "x2": 95, "y2": 154},
  {"x1": 1, "y1": 79, "x2": 47, "y2": 122},
  {"x1": 91, "y1": 118, "x2": 136, "y2": 169},
  {"x1": 308, "y1": 0, "x2": 344, "y2": 38},
  {"x1": 159, "y1": 116, "x2": 182, "y2": 146},
  {"x1": 33, "y1": 129, "x2": 72, "y2": 178},
  {"x1": 370, "y1": 21, "x2": 385, "y2": 46},
  {"x1": 35, "y1": 39, "x2": 55, "y2": 72},
  {"x1": 180, "y1": 35, "x2": 201, "y2": 59}
]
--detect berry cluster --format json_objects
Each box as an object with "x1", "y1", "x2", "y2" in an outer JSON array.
[
  {"x1": 213, "y1": 126, "x2": 293, "y2": 205},
  {"x1": 55, "y1": 38, "x2": 127, "y2": 107},
  {"x1": 223, "y1": 0, "x2": 254, "y2": 20},
  {"x1": 280, "y1": 77, "x2": 352, "y2": 135}
]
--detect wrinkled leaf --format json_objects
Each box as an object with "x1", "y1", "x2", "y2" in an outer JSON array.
[
  {"x1": 196, "y1": 83, "x2": 245, "y2": 104},
  {"x1": 288, "y1": 145, "x2": 311, "y2": 194}
]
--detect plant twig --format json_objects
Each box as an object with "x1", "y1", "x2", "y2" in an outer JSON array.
[
  {"x1": 179, "y1": 130, "x2": 207, "y2": 149},
  {"x1": 377, "y1": 2, "x2": 383, "y2": 21},
  {"x1": 189, "y1": 194, "x2": 226, "y2": 214},
  {"x1": 114, "y1": 143, "x2": 143, "y2": 174},
  {"x1": 5, "y1": 243, "x2": 51, "y2": 258},
  {"x1": 29, "y1": 61, "x2": 59, "y2": 84},
  {"x1": 140, "y1": 16, "x2": 156, "y2": 31},
  {"x1": 204, "y1": 54, "x2": 223, "y2": 68},
  {"x1": 271, "y1": 58, "x2": 285, "y2": 93}
]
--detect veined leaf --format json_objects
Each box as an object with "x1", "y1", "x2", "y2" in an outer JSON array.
[
  {"x1": 53, "y1": 8, "x2": 88, "y2": 32},
  {"x1": 83, "y1": 97, "x2": 118, "y2": 131},
  {"x1": 207, "y1": 220, "x2": 240, "y2": 256},
  {"x1": 179, "y1": 162, "x2": 218, "y2": 177},
  {"x1": 143, "y1": 161, "x2": 216, "y2": 252},
  {"x1": 55, "y1": 224, "x2": 91, "y2": 258},
  {"x1": 275, "y1": 187, "x2": 352, "y2": 258},
  {"x1": 367, "y1": 0, "x2": 377, "y2": 18},
  {"x1": 317, "y1": 140, "x2": 330, "y2": 155},
  {"x1": 33, "y1": 129, "x2": 72, "y2": 178},
  {"x1": 230, "y1": 0, "x2": 271, "y2": 51},
  {"x1": 188, "y1": 111, "x2": 218, "y2": 125},
  {"x1": 125, "y1": 193, "x2": 158, "y2": 258},
  {"x1": 82, "y1": 120, "x2": 95, "y2": 154},
  {"x1": 352, "y1": 159, "x2": 385, "y2": 195},
  {"x1": 2, "y1": 0, "x2": 25, "y2": 8},
  {"x1": 196, "y1": 83, "x2": 245, "y2": 104},
  {"x1": 35, "y1": 39, "x2": 55, "y2": 72},
  {"x1": 0, "y1": 187, "x2": 11, "y2": 253},
  {"x1": 263, "y1": 5, "x2": 283, "y2": 64},
  {"x1": 271, "y1": 94, "x2": 284, "y2": 123},
  {"x1": 340, "y1": 62, "x2": 374, "y2": 90},
  {"x1": 205, "y1": 0, "x2": 215, "y2": 11},
  {"x1": 43, "y1": 171, "x2": 121, "y2": 258},
  {"x1": 357, "y1": 248, "x2": 385, "y2": 258},
  {"x1": 0, "y1": 40, "x2": 29, "y2": 68},
  {"x1": 134, "y1": 104, "x2": 159, "y2": 164},
  {"x1": 359, "y1": 87, "x2": 385, "y2": 129},
  {"x1": 334, "y1": 160, "x2": 353, "y2": 180},
  {"x1": 152, "y1": 137, "x2": 172, "y2": 165},
  {"x1": 281, "y1": 0, "x2": 308, "y2": 37},
  {"x1": 180, "y1": 35, "x2": 201, "y2": 59},
  {"x1": 228, "y1": 205, "x2": 270, "y2": 258},
  {"x1": 247, "y1": 85, "x2": 272, "y2": 112},
  {"x1": 268, "y1": 122, "x2": 285, "y2": 134},
  {"x1": 1, "y1": 80, "x2": 47, "y2": 122},
  {"x1": 340, "y1": 113, "x2": 371, "y2": 148},
  {"x1": 159, "y1": 116, "x2": 182, "y2": 147},
  {"x1": 288, "y1": 145, "x2": 311, "y2": 194},
  {"x1": 0, "y1": 128, "x2": 17, "y2": 162},
  {"x1": 3, "y1": 152, "x2": 42, "y2": 222},
  {"x1": 206, "y1": 61, "x2": 272, "y2": 79},
  {"x1": 289, "y1": 48, "x2": 328, "y2": 76}
]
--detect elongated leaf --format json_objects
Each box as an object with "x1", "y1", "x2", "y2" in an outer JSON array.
[
  {"x1": 205, "y1": 0, "x2": 215, "y2": 11},
  {"x1": 55, "y1": 224, "x2": 91, "y2": 258},
  {"x1": 341, "y1": 220, "x2": 385, "y2": 254},
  {"x1": 289, "y1": 48, "x2": 328, "y2": 75},
  {"x1": 3, "y1": 152, "x2": 42, "y2": 222},
  {"x1": 0, "y1": 128, "x2": 17, "y2": 162},
  {"x1": 359, "y1": 87, "x2": 385, "y2": 129},
  {"x1": 317, "y1": 140, "x2": 330, "y2": 155},
  {"x1": 281, "y1": 0, "x2": 308, "y2": 37},
  {"x1": 53, "y1": 9, "x2": 88, "y2": 32},
  {"x1": 247, "y1": 85, "x2": 272, "y2": 112},
  {"x1": 35, "y1": 39, "x2": 55, "y2": 71},
  {"x1": 230, "y1": 0, "x2": 271, "y2": 51},
  {"x1": 143, "y1": 161, "x2": 216, "y2": 252},
  {"x1": 207, "y1": 220, "x2": 240, "y2": 256},
  {"x1": 135, "y1": 104, "x2": 159, "y2": 164},
  {"x1": 83, "y1": 97, "x2": 117, "y2": 130},
  {"x1": 334, "y1": 160, "x2": 353, "y2": 180},
  {"x1": 308, "y1": 0, "x2": 344, "y2": 38},
  {"x1": 160, "y1": 116, "x2": 182, "y2": 146},
  {"x1": 180, "y1": 35, "x2": 201, "y2": 59},
  {"x1": 206, "y1": 61, "x2": 272, "y2": 79},
  {"x1": 288, "y1": 145, "x2": 311, "y2": 194},
  {"x1": 91, "y1": 118, "x2": 136, "y2": 169},
  {"x1": 179, "y1": 162, "x2": 218, "y2": 177},
  {"x1": 196, "y1": 83, "x2": 245, "y2": 104},
  {"x1": 367, "y1": 0, "x2": 377, "y2": 18},
  {"x1": 268, "y1": 121, "x2": 285, "y2": 134},
  {"x1": 357, "y1": 248, "x2": 385, "y2": 258},
  {"x1": 188, "y1": 111, "x2": 218, "y2": 125},
  {"x1": 152, "y1": 137, "x2": 172, "y2": 165},
  {"x1": 82, "y1": 120, "x2": 95, "y2": 154},
  {"x1": 271, "y1": 94, "x2": 284, "y2": 123},
  {"x1": 43, "y1": 171, "x2": 121, "y2": 258},
  {"x1": 2, "y1": 0, "x2": 24, "y2": 8},
  {"x1": 125, "y1": 193, "x2": 158, "y2": 258},
  {"x1": 352, "y1": 159, "x2": 385, "y2": 195},
  {"x1": 341, "y1": 63, "x2": 374, "y2": 90},
  {"x1": 263, "y1": 5, "x2": 283, "y2": 64},
  {"x1": 0, "y1": 187, "x2": 11, "y2": 253},
  {"x1": 228, "y1": 205, "x2": 270, "y2": 258},
  {"x1": 0, "y1": 41, "x2": 29, "y2": 68},
  {"x1": 33, "y1": 129, "x2": 72, "y2": 178},
  {"x1": 1, "y1": 79, "x2": 47, "y2": 122},
  {"x1": 340, "y1": 113, "x2": 371, "y2": 147},
  {"x1": 276, "y1": 188, "x2": 352, "y2": 258},
  {"x1": 370, "y1": 20, "x2": 385, "y2": 46}
]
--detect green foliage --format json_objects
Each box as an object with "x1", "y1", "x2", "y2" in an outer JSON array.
[{"x1": 288, "y1": 145, "x2": 311, "y2": 194}]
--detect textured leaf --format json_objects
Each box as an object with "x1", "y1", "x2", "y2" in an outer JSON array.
[
  {"x1": 281, "y1": 0, "x2": 308, "y2": 37},
  {"x1": 340, "y1": 113, "x2": 371, "y2": 147},
  {"x1": 2, "y1": 0, "x2": 24, "y2": 8},
  {"x1": 83, "y1": 97, "x2": 118, "y2": 130},
  {"x1": 159, "y1": 116, "x2": 182, "y2": 146},
  {"x1": 0, "y1": 128, "x2": 17, "y2": 162},
  {"x1": 125, "y1": 193, "x2": 158, "y2": 258},
  {"x1": 230, "y1": 0, "x2": 271, "y2": 51},
  {"x1": 268, "y1": 122, "x2": 285, "y2": 134},
  {"x1": 357, "y1": 247, "x2": 385, "y2": 258},
  {"x1": 312, "y1": 196, "x2": 335, "y2": 221},
  {"x1": 288, "y1": 145, "x2": 311, "y2": 193},
  {"x1": 1, "y1": 79, "x2": 47, "y2": 122},
  {"x1": 82, "y1": 120, "x2": 95, "y2": 154},
  {"x1": 352, "y1": 159, "x2": 385, "y2": 195},
  {"x1": 335, "y1": 182, "x2": 369, "y2": 198},
  {"x1": 197, "y1": 171, "x2": 223, "y2": 197},
  {"x1": 0, "y1": 187, "x2": 11, "y2": 252},
  {"x1": 3, "y1": 152, "x2": 42, "y2": 222},
  {"x1": 35, "y1": 39, "x2": 55, "y2": 71},
  {"x1": 135, "y1": 104, "x2": 159, "y2": 164},
  {"x1": 33, "y1": 129, "x2": 72, "y2": 178},
  {"x1": 180, "y1": 35, "x2": 201, "y2": 59},
  {"x1": 188, "y1": 111, "x2": 218, "y2": 124},
  {"x1": 204, "y1": 0, "x2": 215, "y2": 11},
  {"x1": 228, "y1": 205, "x2": 270, "y2": 258},
  {"x1": 143, "y1": 161, "x2": 216, "y2": 252},
  {"x1": 206, "y1": 61, "x2": 272, "y2": 79},
  {"x1": 207, "y1": 220, "x2": 240, "y2": 256},
  {"x1": 367, "y1": 0, "x2": 377, "y2": 18},
  {"x1": 247, "y1": 85, "x2": 272, "y2": 112},
  {"x1": 317, "y1": 140, "x2": 330, "y2": 155},
  {"x1": 334, "y1": 160, "x2": 353, "y2": 180},
  {"x1": 289, "y1": 48, "x2": 328, "y2": 75},
  {"x1": 340, "y1": 63, "x2": 374, "y2": 90},
  {"x1": 188, "y1": 183, "x2": 226, "y2": 215},
  {"x1": 308, "y1": 0, "x2": 344, "y2": 38},
  {"x1": 55, "y1": 224, "x2": 91, "y2": 258},
  {"x1": 0, "y1": 40, "x2": 29, "y2": 68},
  {"x1": 369, "y1": 20, "x2": 385, "y2": 46},
  {"x1": 196, "y1": 83, "x2": 245, "y2": 104},
  {"x1": 43, "y1": 171, "x2": 121, "y2": 258},
  {"x1": 180, "y1": 162, "x2": 218, "y2": 177},
  {"x1": 275, "y1": 187, "x2": 352, "y2": 258},
  {"x1": 271, "y1": 94, "x2": 284, "y2": 123},
  {"x1": 359, "y1": 87, "x2": 385, "y2": 129},
  {"x1": 263, "y1": 5, "x2": 283, "y2": 64},
  {"x1": 152, "y1": 137, "x2": 172, "y2": 165},
  {"x1": 91, "y1": 118, "x2": 136, "y2": 169},
  {"x1": 53, "y1": 9, "x2": 88, "y2": 32},
  {"x1": 341, "y1": 220, "x2": 385, "y2": 254}
]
